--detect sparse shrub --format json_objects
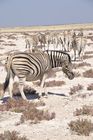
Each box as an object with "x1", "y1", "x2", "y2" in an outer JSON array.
[
  {"x1": 69, "y1": 119, "x2": 93, "y2": 136},
  {"x1": 87, "y1": 83, "x2": 93, "y2": 90},
  {"x1": 0, "y1": 98, "x2": 55, "y2": 124},
  {"x1": 74, "y1": 105, "x2": 93, "y2": 116},
  {"x1": 69, "y1": 84, "x2": 83, "y2": 95},
  {"x1": 83, "y1": 55, "x2": 93, "y2": 60},
  {"x1": 20, "y1": 108, "x2": 55, "y2": 124},
  {"x1": 3, "y1": 43, "x2": 16, "y2": 46},
  {"x1": 88, "y1": 33, "x2": 92, "y2": 35},
  {"x1": 22, "y1": 32, "x2": 30, "y2": 36},
  {"x1": 85, "y1": 51, "x2": 93, "y2": 54},
  {"x1": 0, "y1": 40, "x2": 5, "y2": 42},
  {"x1": 0, "y1": 98, "x2": 45, "y2": 112},
  {"x1": 73, "y1": 62, "x2": 91, "y2": 69},
  {"x1": 87, "y1": 43, "x2": 93, "y2": 46},
  {"x1": 83, "y1": 69, "x2": 93, "y2": 78},
  {"x1": 45, "y1": 80, "x2": 65, "y2": 87},
  {"x1": 0, "y1": 131, "x2": 28, "y2": 140},
  {"x1": 7, "y1": 34, "x2": 17, "y2": 40}
]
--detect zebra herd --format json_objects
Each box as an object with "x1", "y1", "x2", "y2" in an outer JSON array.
[
  {"x1": 1, "y1": 29, "x2": 87, "y2": 100},
  {"x1": 24, "y1": 30, "x2": 87, "y2": 61}
]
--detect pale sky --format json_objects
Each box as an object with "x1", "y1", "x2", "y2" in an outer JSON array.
[{"x1": 0, "y1": 0, "x2": 93, "y2": 27}]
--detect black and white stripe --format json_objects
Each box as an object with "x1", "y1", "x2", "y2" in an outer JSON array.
[{"x1": 3, "y1": 50, "x2": 74, "y2": 100}]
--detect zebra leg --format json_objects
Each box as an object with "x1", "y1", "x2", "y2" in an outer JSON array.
[
  {"x1": 38, "y1": 73, "x2": 48, "y2": 97},
  {"x1": 9, "y1": 75, "x2": 14, "y2": 98},
  {"x1": 19, "y1": 77, "x2": 27, "y2": 100},
  {"x1": 79, "y1": 47, "x2": 84, "y2": 61},
  {"x1": 73, "y1": 49, "x2": 76, "y2": 61}
]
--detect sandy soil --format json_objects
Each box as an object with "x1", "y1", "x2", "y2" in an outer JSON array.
[{"x1": 0, "y1": 30, "x2": 93, "y2": 140}]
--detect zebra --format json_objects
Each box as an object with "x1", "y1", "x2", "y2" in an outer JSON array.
[
  {"x1": 25, "y1": 33, "x2": 46, "y2": 52},
  {"x1": 2, "y1": 50, "x2": 74, "y2": 100},
  {"x1": 25, "y1": 34, "x2": 39, "y2": 52},
  {"x1": 38, "y1": 33, "x2": 46, "y2": 48},
  {"x1": 70, "y1": 31, "x2": 87, "y2": 61}
]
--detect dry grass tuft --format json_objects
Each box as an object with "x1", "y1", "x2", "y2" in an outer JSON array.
[
  {"x1": 69, "y1": 84, "x2": 83, "y2": 95},
  {"x1": 0, "y1": 39, "x2": 5, "y2": 43},
  {"x1": 74, "y1": 105, "x2": 93, "y2": 116},
  {"x1": 73, "y1": 62, "x2": 91, "y2": 69},
  {"x1": 3, "y1": 43, "x2": 16, "y2": 46},
  {"x1": 87, "y1": 43, "x2": 93, "y2": 46},
  {"x1": 7, "y1": 34, "x2": 17, "y2": 40},
  {"x1": 83, "y1": 55, "x2": 93, "y2": 60},
  {"x1": 87, "y1": 83, "x2": 93, "y2": 90},
  {"x1": 83, "y1": 69, "x2": 93, "y2": 78},
  {"x1": 45, "y1": 80, "x2": 65, "y2": 87},
  {"x1": 85, "y1": 51, "x2": 93, "y2": 54},
  {"x1": 0, "y1": 98, "x2": 55, "y2": 124},
  {"x1": 0, "y1": 98, "x2": 45, "y2": 112},
  {"x1": 0, "y1": 131, "x2": 28, "y2": 140},
  {"x1": 21, "y1": 108, "x2": 55, "y2": 124},
  {"x1": 69, "y1": 119, "x2": 93, "y2": 136}
]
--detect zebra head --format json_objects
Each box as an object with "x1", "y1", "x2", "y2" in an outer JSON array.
[{"x1": 62, "y1": 62, "x2": 74, "y2": 80}]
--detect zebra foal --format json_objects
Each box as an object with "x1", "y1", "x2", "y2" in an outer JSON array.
[{"x1": 2, "y1": 50, "x2": 74, "y2": 100}]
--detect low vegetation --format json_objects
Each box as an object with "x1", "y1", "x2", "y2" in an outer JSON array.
[
  {"x1": 3, "y1": 43, "x2": 16, "y2": 46},
  {"x1": 87, "y1": 83, "x2": 93, "y2": 90},
  {"x1": 85, "y1": 51, "x2": 93, "y2": 54},
  {"x1": 0, "y1": 98, "x2": 55, "y2": 124},
  {"x1": 74, "y1": 105, "x2": 93, "y2": 116},
  {"x1": 0, "y1": 98, "x2": 45, "y2": 112},
  {"x1": 0, "y1": 39, "x2": 5, "y2": 43},
  {"x1": 0, "y1": 131, "x2": 28, "y2": 140},
  {"x1": 69, "y1": 84, "x2": 83, "y2": 95},
  {"x1": 73, "y1": 62, "x2": 91, "y2": 69},
  {"x1": 20, "y1": 107, "x2": 55, "y2": 124},
  {"x1": 83, "y1": 55, "x2": 93, "y2": 60},
  {"x1": 7, "y1": 34, "x2": 17, "y2": 40},
  {"x1": 69, "y1": 119, "x2": 93, "y2": 136},
  {"x1": 83, "y1": 69, "x2": 93, "y2": 78},
  {"x1": 45, "y1": 80, "x2": 65, "y2": 87}
]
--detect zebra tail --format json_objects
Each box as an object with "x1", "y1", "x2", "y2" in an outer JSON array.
[
  {"x1": 3, "y1": 70, "x2": 10, "y2": 92},
  {"x1": 3, "y1": 55, "x2": 12, "y2": 92}
]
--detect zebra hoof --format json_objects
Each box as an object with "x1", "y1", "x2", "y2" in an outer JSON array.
[
  {"x1": 42, "y1": 92, "x2": 46, "y2": 96},
  {"x1": 42, "y1": 92, "x2": 48, "y2": 98}
]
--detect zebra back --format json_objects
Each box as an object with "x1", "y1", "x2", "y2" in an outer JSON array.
[{"x1": 5, "y1": 51, "x2": 51, "y2": 81}]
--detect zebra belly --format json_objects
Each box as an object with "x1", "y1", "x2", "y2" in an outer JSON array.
[{"x1": 26, "y1": 72, "x2": 43, "y2": 81}]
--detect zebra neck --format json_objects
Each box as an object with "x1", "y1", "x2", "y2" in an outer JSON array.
[{"x1": 49, "y1": 53, "x2": 62, "y2": 68}]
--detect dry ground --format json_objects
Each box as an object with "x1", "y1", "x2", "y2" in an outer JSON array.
[{"x1": 0, "y1": 30, "x2": 93, "y2": 140}]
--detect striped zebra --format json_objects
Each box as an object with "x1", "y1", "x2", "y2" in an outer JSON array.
[
  {"x1": 70, "y1": 31, "x2": 87, "y2": 61},
  {"x1": 2, "y1": 50, "x2": 74, "y2": 100},
  {"x1": 25, "y1": 34, "x2": 39, "y2": 52}
]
